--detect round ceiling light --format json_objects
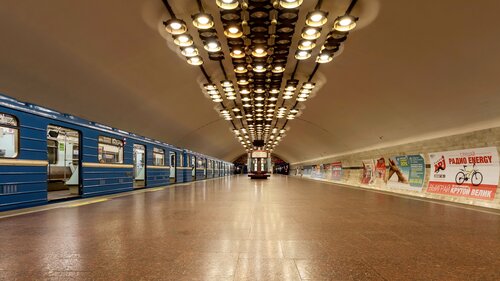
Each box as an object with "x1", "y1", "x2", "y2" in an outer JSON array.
[
  {"x1": 192, "y1": 13, "x2": 214, "y2": 29},
  {"x1": 298, "y1": 39, "x2": 316, "y2": 51},
  {"x1": 306, "y1": 10, "x2": 328, "y2": 27},
  {"x1": 295, "y1": 50, "x2": 311, "y2": 60},
  {"x1": 181, "y1": 46, "x2": 199, "y2": 57},
  {"x1": 301, "y1": 27, "x2": 321, "y2": 40},
  {"x1": 204, "y1": 41, "x2": 221, "y2": 52},
  {"x1": 272, "y1": 65, "x2": 285, "y2": 73},
  {"x1": 164, "y1": 19, "x2": 187, "y2": 35},
  {"x1": 333, "y1": 15, "x2": 357, "y2": 32},
  {"x1": 224, "y1": 25, "x2": 243, "y2": 38},
  {"x1": 316, "y1": 51, "x2": 334, "y2": 63},
  {"x1": 234, "y1": 64, "x2": 248, "y2": 73},
  {"x1": 252, "y1": 46, "x2": 267, "y2": 57},
  {"x1": 187, "y1": 56, "x2": 203, "y2": 65},
  {"x1": 230, "y1": 48, "x2": 245, "y2": 58},
  {"x1": 174, "y1": 34, "x2": 193, "y2": 46},
  {"x1": 253, "y1": 64, "x2": 267, "y2": 73},
  {"x1": 279, "y1": 0, "x2": 303, "y2": 9},
  {"x1": 216, "y1": 0, "x2": 239, "y2": 10}
]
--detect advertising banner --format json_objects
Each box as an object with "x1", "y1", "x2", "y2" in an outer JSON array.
[
  {"x1": 374, "y1": 158, "x2": 386, "y2": 185},
  {"x1": 311, "y1": 165, "x2": 322, "y2": 178},
  {"x1": 361, "y1": 160, "x2": 375, "y2": 185},
  {"x1": 332, "y1": 162, "x2": 343, "y2": 181},
  {"x1": 427, "y1": 147, "x2": 499, "y2": 200},
  {"x1": 323, "y1": 163, "x2": 332, "y2": 180},
  {"x1": 386, "y1": 155, "x2": 426, "y2": 191}
]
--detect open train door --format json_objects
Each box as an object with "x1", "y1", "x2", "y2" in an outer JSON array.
[
  {"x1": 47, "y1": 125, "x2": 81, "y2": 201},
  {"x1": 169, "y1": 151, "x2": 176, "y2": 183}
]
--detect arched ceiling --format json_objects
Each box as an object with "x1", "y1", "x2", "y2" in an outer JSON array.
[{"x1": 1, "y1": 0, "x2": 499, "y2": 163}]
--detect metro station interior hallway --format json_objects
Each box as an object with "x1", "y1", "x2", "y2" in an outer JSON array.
[{"x1": 1, "y1": 175, "x2": 499, "y2": 281}]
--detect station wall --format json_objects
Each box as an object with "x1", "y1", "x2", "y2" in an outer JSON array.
[{"x1": 290, "y1": 127, "x2": 500, "y2": 210}]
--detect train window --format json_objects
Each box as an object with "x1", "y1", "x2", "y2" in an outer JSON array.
[
  {"x1": 98, "y1": 136, "x2": 123, "y2": 164},
  {"x1": 153, "y1": 147, "x2": 165, "y2": 166},
  {"x1": 47, "y1": 140, "x2": 58, "y2": 164},
  {"x1": 0, "y1": 113, "x2": 19, "y2": 158},
  {"x1": 197, "y1": 158, "x2": 205, "y2": 168},
  {"x1": 179, "y1": 153, "x2": 183, "y2": 167},
  {"x1": 191, "y1": 156, "x2": 195, "y2": 167}
]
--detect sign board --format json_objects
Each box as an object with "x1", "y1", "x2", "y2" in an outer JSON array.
[
  {"x1": 427, "y1": 147, "x2": 499, "y2": 200},
  {"x1": 251, "y1": 150, "x2": 268, "y2": 158}
]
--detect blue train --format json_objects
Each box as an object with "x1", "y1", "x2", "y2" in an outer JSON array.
[{"x1": 0, "y1": 94, "x2": 233, "y2": 211}]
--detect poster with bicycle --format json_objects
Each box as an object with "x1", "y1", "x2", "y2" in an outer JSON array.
[{"x1": 427, "y1": 147, "x2": 499, "y2": 200}]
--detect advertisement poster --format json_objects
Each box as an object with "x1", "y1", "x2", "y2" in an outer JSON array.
[
  {"x1": 311, "y1": 165, "x2": 322, "y2": 178},
  {"x1": 332, "y1": 162, "x2": 343, "y2": 181},
  {"x1": 361, "y1": 160, "x2": 375, "y2": 185},
  {"x1": 427, "y1": 147, "x2": 499, "y2": 200},
  {"x1": 386, "y1": 155, "x2": 426, "y2": 191},
  {"x1": 374, "y1": 158, "x2": 386, "y2": 185},
  {"x1": 323, "y1": 164, "x2": 332, "y2": 180}
]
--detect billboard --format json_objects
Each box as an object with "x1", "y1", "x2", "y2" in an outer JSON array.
[
  {"x1": 361, "y1": 159, "x2": 375, "y2": 185},
  {"x1": 427, "y1": 147, "x2": 499, "y2": 200},
  {"x1": 386, "y1": 155, "x2": 426, "y2": 191},
  {"x1": 332, "y1": 162, "x2": 343, "y2": 181}
]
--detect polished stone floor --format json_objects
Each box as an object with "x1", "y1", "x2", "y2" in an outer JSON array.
[{"x1": 0, "y1": 175, "x2": 499, "y2": 280}]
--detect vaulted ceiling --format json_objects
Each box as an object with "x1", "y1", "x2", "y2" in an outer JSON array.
[{"x1": 1, "y1": 0, "x2": 499, "y2": 163}]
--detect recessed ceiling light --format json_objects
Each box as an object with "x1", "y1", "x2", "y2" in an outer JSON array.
[
  {"x1": 306, "y1": 10, "x2": 328, "y2": 27},
  {"x1": 295, "y1": 50, "x2": 311, "y2": 60},
  {"x1": 187, "y1": 56, "x2": 203, "y2": 65},
  {"x1": 216, "y1": 0, "x2": 239, "y2": 10},
  {"x1": 334, "y1": 15, "x2": 357, "y2": 32},
  {"x1": 174, "y1": 34, "x2": 193, "y2": 46},
  {"x1": 279, "y1": 0, "x2": 303, "y2": 9},
  {"x1": 192, "y1": 13, "x2": 214, "y2": 29},
  {"x1": 204, "y1": 41, "x2": 221, "y2": 52},
  {"x1": 164, "y1": 19, "x2": 187, "y2": 34}
]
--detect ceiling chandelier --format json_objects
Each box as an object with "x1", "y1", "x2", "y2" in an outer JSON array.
[{"x1": 161, "y1": 0, "x2": 360, "y2": 153}]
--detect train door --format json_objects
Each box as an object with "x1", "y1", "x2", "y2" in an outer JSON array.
[
  {"x1": 47, "y1": 125, "x2": 81, "y2": 201},
  {"x1": 133, "y1": 144, "x2": 146, "y2": 188},
  {"x1": 191, "y1": 155, "x2": 196, "y2": 180},
  {"x1": 169, "y1": 151, "x2": 176, "y2": 183}
]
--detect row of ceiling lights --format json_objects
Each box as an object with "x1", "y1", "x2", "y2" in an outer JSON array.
[{"x1": 162, "y1": 0, "x2": 359, "y2": 152}]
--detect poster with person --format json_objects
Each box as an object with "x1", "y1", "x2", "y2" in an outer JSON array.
[
  {"x1": 361, "y1": 160, "x2": 375, "y2": 185},
  {"x1": 386, "y1": 155, "x2": 426, "y2": 191},
  {"x1": 374, "y1": 158, "x2": 386, "y2": 185},
  {"x1": 427, "y1": 147, "x2": 499, "y2": 200}
]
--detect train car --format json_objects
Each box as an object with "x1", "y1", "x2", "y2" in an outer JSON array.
[{"x1": 0, "y1": 94, "x2": 232, "y2": 211}]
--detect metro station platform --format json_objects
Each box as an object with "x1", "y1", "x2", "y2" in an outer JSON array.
[{"x1": 1, "y1": 175, "x2": 499, "y2": 281}]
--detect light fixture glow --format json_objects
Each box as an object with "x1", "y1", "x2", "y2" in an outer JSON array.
[
  {"x1": 216, "y1": 0, "x2": 239, "y2": 10},
  {"x1": 224, "y1": 25, "x2": 243, "y2": 38},
  {"x1": 192, "y1": 13, "x2": 214, "y2": 29},
  {"x1": 306, "y1": 11, "x2": 328, "y2": 27},
  {"x1": 333, "y1": 15, "x2": 357, "y2": 32},
  {"x1": 230, "y1": 48, "x2": 245, "y2": 58},
  {"x1": 295, "y1": 50, "x2": 311, "y2": 60},
  {"x1": 164, "y1": 19, "x2": 187, "y2": 35},
  {"x1": 279, "y1": 0, "x2": 303, "y2": 9},
  {"x1": 174, "y1": 34, "x2": 193, "y2": 46},
  {"x1": 181, "y1": 46, "x2": 198, "y2": 57},
  {"x1": 187, "y1": 56, "x2": 203, "y2": 65},
  {"x1": 301, "y1": 27, "x2": 321, "y2": 40},
  {"x1": 298, "y1": 39, "x2": 316, "y2": 50},
  {"x1": 204, "y1": 41, "x2": 221, "y2": 52}
]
